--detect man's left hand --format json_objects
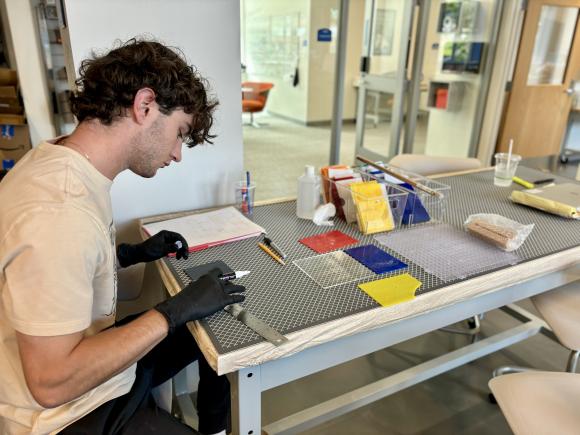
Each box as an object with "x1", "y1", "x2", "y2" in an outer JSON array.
[{"x1": 117, "y1": 230, "x2": 189, "y2": 267}]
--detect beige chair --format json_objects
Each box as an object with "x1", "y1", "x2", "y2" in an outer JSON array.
[
  {"x1": 532, "y1": 283, "x2": 580, "y2": 371},
  {"x1": 388, "y1": 154, "x2": 482, "y2": 176},
  {"x1": 489, "y1": 371, "x2": 580, "y2": 435},
  {"x1": 492, "y1": 281, "x2": 580, "y2": 378}
]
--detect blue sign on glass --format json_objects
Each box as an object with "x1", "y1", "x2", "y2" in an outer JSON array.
[{"x1": 317, "y1": 28, "x2": 332, "y2": 42}]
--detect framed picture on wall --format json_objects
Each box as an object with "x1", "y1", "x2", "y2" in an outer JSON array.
[
  {"x1": 373, "y1": 9, "x2": 396, "y2": 56},
  {"x1": 438, "y1": 2, "x2": 461, "y2": 33},
  {"x1": 438, "y1": 1, "x2": 480, "y2": 34},
  {"x1": 459, "y1": 1, "x2": 480, "y2": 33},
  {"x1": 465, "y1": 42, "x2": 484, "y2": 73},
  {"x1": 442, "y1": 41, "x2": 485, "y2": 74}
]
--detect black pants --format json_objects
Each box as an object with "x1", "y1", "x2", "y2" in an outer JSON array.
[{"x1": 60, "y1": 314, "x2": 229, "y2": 435}]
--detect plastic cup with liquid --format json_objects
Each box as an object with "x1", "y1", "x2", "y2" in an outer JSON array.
[{"x1": 494, "y1": 153, "x2": 521, "y2": 187}]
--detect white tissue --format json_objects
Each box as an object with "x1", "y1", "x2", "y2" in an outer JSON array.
[{"x1": 313, "y1": 203, "x2": 336, "y2": 226}]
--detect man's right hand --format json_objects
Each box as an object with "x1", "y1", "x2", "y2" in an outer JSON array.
[{"x1": 154, "y1": 268, "x2": 245, "y2": 333}]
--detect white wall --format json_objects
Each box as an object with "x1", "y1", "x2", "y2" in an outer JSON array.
[
  {"x1": 307, "y1": 0, "x2": 364, "y2": 123},
  {"x1": 368, "y1": 0, "x2": 405, "y2": 75},
  {"x1": 64, "y1": 0, "x2": 243, "y2": 299},
  {"x1": 242, "y1": 0, "x2": 364, "y2": 124},
  {"x1": 2, "y1": 0, "x2": 56, "y2": 145},
  {"x1": 242, "y1": 0, "x2": 310, "y2": 122}
]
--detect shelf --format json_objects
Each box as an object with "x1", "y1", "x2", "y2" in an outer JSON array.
[{"x1": 427, "y1": 81, "x2": 466, "y2": 112}]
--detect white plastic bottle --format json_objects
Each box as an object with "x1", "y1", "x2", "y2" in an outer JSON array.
[{"x1": 296, "y1": 165, "x2": 321, "y2": 219}]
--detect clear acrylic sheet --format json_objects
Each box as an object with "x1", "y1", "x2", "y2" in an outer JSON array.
[
  {"x1": 293, "y1": 250, "x2": 375, "y2": 289},
  {"x1": 374, "y1": 223, "x2": 520, "y2": 282}
]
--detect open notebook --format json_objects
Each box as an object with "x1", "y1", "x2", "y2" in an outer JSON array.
[{"x1": 143, "y1": 206, "x2": 265, "y2": 252}]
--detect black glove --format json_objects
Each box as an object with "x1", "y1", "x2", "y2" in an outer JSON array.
[
  {"x1": 117, "y1": 230, "x2": 189, "y2": 267},
  {"x1": 155, "y1": 268, "x2": 246, "y2": 333}
]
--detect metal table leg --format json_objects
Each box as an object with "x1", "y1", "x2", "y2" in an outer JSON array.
[{"x1": 229, "y1": 366, "x2": 262, "y2": 435}]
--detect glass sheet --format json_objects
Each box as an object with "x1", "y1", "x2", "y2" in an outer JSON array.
[
  {"x1": 293, "y1": 251, "x2": 375, "y2": 289},
  {"x1": 527, "y1": 6, "x2": 578, "y2": 85},
  {"x1": 374, "y1": 223, "x2": 519, "y2": 282}
]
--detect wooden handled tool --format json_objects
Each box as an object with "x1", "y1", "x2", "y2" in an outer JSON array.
[{"x1": 355, "y1": 155, "x2": 443, "y2": 198}]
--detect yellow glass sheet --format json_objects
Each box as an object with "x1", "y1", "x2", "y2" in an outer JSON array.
[
  {"x1": 358, "y1": 273, "x2": 422, "y2": 307},
  {"x1": 350, "y1": 181, "x2": 394, "y2": 234}
]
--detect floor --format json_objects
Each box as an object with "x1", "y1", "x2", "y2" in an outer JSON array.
[
  {"x1": 261, "y1": 301, "x2": 568, "y2": 435},
  {"x1": 237, "y1": 117, "x2": 579, "y2": 434},
  {"x1": 243, "y1": 113, "x2": 428, "y2": 202}
]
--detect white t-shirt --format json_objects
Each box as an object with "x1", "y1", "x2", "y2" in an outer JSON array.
[{"x1": 0, "y1": 141, "x2": 136, "y2": 434}]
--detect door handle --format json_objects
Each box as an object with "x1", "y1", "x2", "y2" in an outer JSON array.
[{"x1": 564, "y1": 87, "x2": 574, "y2": 95}]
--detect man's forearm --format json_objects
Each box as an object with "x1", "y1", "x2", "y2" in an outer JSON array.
[{"x1": 18, "y1": 310, "x2": 169, "y2": 408}]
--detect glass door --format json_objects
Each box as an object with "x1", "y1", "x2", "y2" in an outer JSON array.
[{"x1": 354, "y1": 0, "x2": 416, "y2": 162}]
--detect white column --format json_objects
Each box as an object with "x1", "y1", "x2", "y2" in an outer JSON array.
[{"x1": 2, "y1": 0, "x2": 56, "y2": 145}]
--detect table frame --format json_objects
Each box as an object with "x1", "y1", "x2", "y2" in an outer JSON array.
[{"x1": 140, "y1": 175, "x2": 580, "y2": 435}]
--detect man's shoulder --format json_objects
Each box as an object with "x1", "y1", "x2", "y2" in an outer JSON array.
[{"x1": 0, "y1": 144, "x2": 101, "y2": 217}]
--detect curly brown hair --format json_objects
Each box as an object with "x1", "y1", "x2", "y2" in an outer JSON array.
[{"x1": 70, "y1": 38, "x2": 218, "y2": 146}]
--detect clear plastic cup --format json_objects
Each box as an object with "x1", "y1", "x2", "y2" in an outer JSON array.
[
  {"x1": 494, "y1": 153, "x2": 521, "y2": 187},
  {"x1": 235, "y1": 181, "x2": 256, "y2": 216}
]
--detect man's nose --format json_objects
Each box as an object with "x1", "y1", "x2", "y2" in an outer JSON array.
[{"x1": 172, "y1": 142, "x2": 182, "y2": 162}]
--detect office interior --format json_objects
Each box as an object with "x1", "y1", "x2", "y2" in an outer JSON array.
[{"x1": 1, "y1": 0, "x2": 580, "y2": 433}]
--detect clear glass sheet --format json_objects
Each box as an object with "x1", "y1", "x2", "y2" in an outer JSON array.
[
  {"x1": 293, "y1": 251, "x2": 375, "y2": 289},
  {"x1": 374, "y1": 223, "x2": 519, "y2": 282},
  {"x1": 527, "y1": 6, "x2": 579, "y2": 85}
]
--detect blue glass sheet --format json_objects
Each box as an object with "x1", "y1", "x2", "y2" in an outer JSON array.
[
  {"x1": 401, "y1": 183, "x2": 430, "y2": 225},
  {"x1": 344, "y1": 244, "x2": 408, "y2": 274}
]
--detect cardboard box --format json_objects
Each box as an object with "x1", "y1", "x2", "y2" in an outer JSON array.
[
  {"x1": 0, "y1": 114, "x2": 25, "y2": 124},
  {"x1": 0, "y1": 86, "x2": 17, "y2": 98},
  {"x1": 0, "y1": 69, "x2": 17, "y2": 86},
  {"x1": 0, "y1": 116, "x2": 32, "y2": 163},
  {"x1": 0, "y1": 99, "x2": 23, "y2": 114},
  {"x1": 0, "y1": 86, "x2": 24, "y2": 114}
]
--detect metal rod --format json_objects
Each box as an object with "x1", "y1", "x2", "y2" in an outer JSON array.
[
  {"x1": 492, "y1": 365, "x2": 535, "y2": 378},
  {"x1": 329, "y1": 0, "x2": 350, "y2": 165},
  {"x1": 469, "y1": 0, "x2": 505, "y2": 157},
  {"x1": 567, "y1": 350, "x2": 579, "y2": 373},
  {"x1": 389, "y1": 1, "x2": 414, "y2": 156},
  {"x1": 404, "y1": 0, "x2": 431, "y2": 154},
  {"x1": 353, "y1": 0, "x2": 375, "y2": 164}
]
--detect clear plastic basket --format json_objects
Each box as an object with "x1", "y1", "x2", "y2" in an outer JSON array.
[
  {"x1": 324, "y1": 170, "x2": 409, "y2": 234},
  {"x1": 357, "y1": 164, "x2": 451, "y2": 226}
]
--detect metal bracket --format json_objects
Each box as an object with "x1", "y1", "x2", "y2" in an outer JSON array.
[{"x1": 360, "y1": 56, "x2": 370, "y2": 73}]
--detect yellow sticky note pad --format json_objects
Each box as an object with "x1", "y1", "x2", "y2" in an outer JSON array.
[{"x1": 358, "y1": 273, "x2": 422, "y2": 307}]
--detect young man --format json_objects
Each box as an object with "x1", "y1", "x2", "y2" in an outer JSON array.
[{"x1": 0, "y1": 39, "x2": 244, "y2": 434}]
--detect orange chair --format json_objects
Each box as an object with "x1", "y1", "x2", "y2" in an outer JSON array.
[{"x1": 242, "y1": 82, "x2": 274, "y2": 127}]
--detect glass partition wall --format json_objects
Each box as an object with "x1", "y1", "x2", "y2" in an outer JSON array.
[
  {"x1": 355, "y1": 0, "x2": 503, "y2": 162},
  {"x1": 241, "y1": 0, "x2": 503, "y2": 201}
]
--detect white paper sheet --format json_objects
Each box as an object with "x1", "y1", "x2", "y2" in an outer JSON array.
[{"x1": 143, "y1": 206, "x2": 265, "y2": 251}]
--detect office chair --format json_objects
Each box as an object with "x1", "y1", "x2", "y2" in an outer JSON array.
[
  {"x1": 388, "y1": 154, "x2": 482, "y2": 176},
  {"x1": 489, "y1": 371, "x2": 580, "y2": 435},
  {"x1": 491, "y1": 281, "x2": 580, "y2": 380},
  {"x1": 387, "y1": 153, "x2": 483, "y2": 338},
  {"x1": 242, "y1": 81, "x2": 274, "y2": 128}
]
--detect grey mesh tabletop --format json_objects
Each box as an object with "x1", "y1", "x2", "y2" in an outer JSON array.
[{"x1": 162, "y1": 167, "x2": 580, "y2": 354}]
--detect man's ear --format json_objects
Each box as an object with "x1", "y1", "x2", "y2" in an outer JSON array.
[{"x1": 132, "y1": 88, "x2": 156, "y2": 124}]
